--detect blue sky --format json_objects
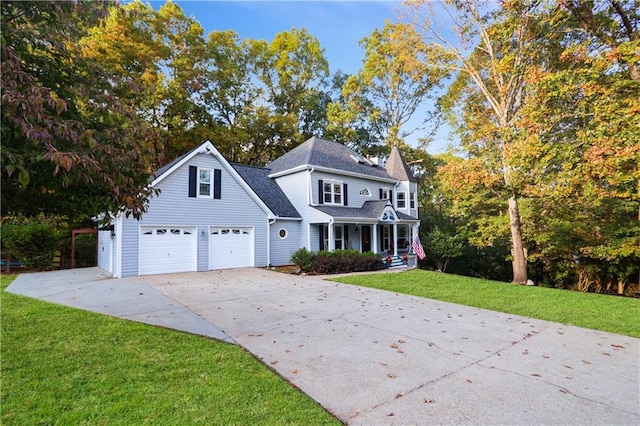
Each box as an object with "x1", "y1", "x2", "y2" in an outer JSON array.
[
  {"x1": 174, "y1": 1, "x2": 400, "y2": 74},
  {"x1": 151, "y1": 1, "x2": 454, "y2": 153}
]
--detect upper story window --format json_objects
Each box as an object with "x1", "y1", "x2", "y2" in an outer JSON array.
[
  {"x1": 397, "y1": 192, "x2": 406, "y2": 209},
  {"x1": 198, "y1": 168, "x2": 213, "y2": 198},
  {"x1": 381, "y1": 188, "x2": 390, "y2": 200},
  {"x1": 359, "y1": 187, "x2": 371, "y2": 197},
  {"x1": 410, "y1": 192, "x2": 416, "y2": 209},
  {"x1": 324, "y1": 181, "x2": 343, "y2": 205}
]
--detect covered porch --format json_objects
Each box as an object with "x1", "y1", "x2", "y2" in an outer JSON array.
[{"x1": 311, "y1": 201, "x2": 420, "y2": 265}]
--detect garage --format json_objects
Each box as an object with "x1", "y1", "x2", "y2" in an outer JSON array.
[
  {"x1": 139, "y1": 226, "x2": 197, "y2": 275},
  {"x1": 210, "y1": 227, "x2": 254, "y2": 270}
]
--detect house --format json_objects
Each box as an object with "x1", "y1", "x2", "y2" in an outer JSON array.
[{"x1": 97, "y1": 137, "x2": 420, "y2": 277}]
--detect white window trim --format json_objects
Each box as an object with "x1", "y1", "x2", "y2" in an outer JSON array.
[
  {"x1": 410, "y1": 192, "x2": 416, "y2": 209},
  {"x1": 359, "y1": 187, "x2": 371, "y2": 197},
  {"x1": 323, "y1": 180, "x2": 343, "y2": 205},
  {"x1": 397, "y1": 191, "x2": 407, "y2": 209},
  {"x1": 278, "y1": 228, "x2": 288, "y2": 239},
  {"x1": 197, "y1": 167, "x2": 213, "y2": 198},
  {"x1": 381, "y1": 188, "x2": 390, "y2": 200}
]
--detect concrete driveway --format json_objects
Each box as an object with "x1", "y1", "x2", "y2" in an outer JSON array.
[{"x1": 7, "y1": 267, "x2": 640, "y2": 425}]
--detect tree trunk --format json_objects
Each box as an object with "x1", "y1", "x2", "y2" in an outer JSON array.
[{"x1": 508, "y1": 196, "x2": 528, "y2": 284}]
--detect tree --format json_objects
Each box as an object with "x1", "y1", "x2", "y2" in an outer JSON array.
[
  {"x1": 1, "y1": 1, "x2": 157, "y2": 220},
  {"x1": 406, "y1": 0, "x2": 546, "y2": 283},
  {"x1": 508, "y1": 0, "x2": 640, "y2": 293},
  {"x1": 423, "y1": 226, "x2": 464, "y2": 272},
  {"x1": 331, "y1": 21, "x2": 452, "y2": 150}
]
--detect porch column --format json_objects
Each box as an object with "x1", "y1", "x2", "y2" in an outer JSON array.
[
  {"x1": 393, "y1": 223, "x2": 398, "y2": 256},
  {"x1": 328, "y1": 223, "x2": 334, "y2": 251},
  {"x1": 372, "y1": 225, "x2": 378, "y2": 254}
]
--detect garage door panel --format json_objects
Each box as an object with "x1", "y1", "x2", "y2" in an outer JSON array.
[
  {"x1": 139, "y1": 226, "x2": 197, "y2": 275},
  {"x1": 209, "y1": 227, "x2": 253, "y2": 270}
]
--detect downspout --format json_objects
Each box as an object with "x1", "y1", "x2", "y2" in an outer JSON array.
[
  {"x1": 307, "y1": 167, "x2": 316, "y2": 250},
  {"x1": 308, "y1": 167, "x2": 316, "y2": 206},
  {"x1": 267, "y1": 217, "x2": 276, "y2": 267}
]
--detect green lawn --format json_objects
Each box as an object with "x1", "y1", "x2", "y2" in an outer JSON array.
[
  {"x1": 332, "y1": 269, "x2": 640, "y2": 338},
  {"x1": 1, "y1": 275, "x2": 339, "y2": 425}
]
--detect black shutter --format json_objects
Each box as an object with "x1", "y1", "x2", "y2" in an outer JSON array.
[
  {"x1": 188, "y1": 166, "x2": 197, "y2": 197},
  {"x1": 319, "y1": 225, "x2": 325, "y2": 250},
  {"x1": 318, "y1": 179, "x2": 324, "y2": 204},
  {"x1": 343, "y1": 183, "x2": 348, "y2": 206},
  {"x1": 389, "y1": 190, "x2": 393, "y2": 204},
  {"x1": 379, "y1": 188, "x2": 383, "y2": 200},
  {"x1": 213, "y1": 169, "x2": 222, "y2": 199}
]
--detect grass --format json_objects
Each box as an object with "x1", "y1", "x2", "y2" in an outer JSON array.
[
  {"x1": 332, "y1": 269, "x2": 640, "y2": 338},
  {"x1": 1, "y1": 274, "x2": 340, "y2": 425}
]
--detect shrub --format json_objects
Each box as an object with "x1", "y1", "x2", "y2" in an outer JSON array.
[
  {"x1": 291, "y1": 249, "x2": 384, "y2": 274},
  {"x1": 290, "y1": 248, "x2": 318, "y2": 272},
  {"x1": 1, "y1": 214, "x2": 62, "y2": 270}
]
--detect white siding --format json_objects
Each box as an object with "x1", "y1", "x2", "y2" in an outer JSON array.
[
  {"x1": 312, "y1": 171, "x2": 390, "y2": 208},
  {"x1": 269, "y1": 220, "x2": 302, "y2": 266},
  {"x1": 120, "y1": 152, "x2": 269, "y2": 277}
]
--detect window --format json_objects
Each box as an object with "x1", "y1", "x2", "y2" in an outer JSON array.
[
  {"x1": 323, "y1": 181, "x2": 343, "y2": 205},
  {"x1": 397, "y1": 192, "x2": 406, "y2": 209},
  {"x1": 359, "y1": 187, "x2": 371, "y2": 197},
  {"x1": 278, "y1": 229, "x2": 287, "y2": 239},
  {"x1": 198, "y1": 168, "x2": 212, "y2": 197},
  {"x1": 381, "y1": 188, "x2": 390, "y2": 200},
  {"x1": 410, "y1": 192, "x2": 416, "y2": 209},
  {"x1": 334, "y1": 225, "x2": 344, "y2": 249}
]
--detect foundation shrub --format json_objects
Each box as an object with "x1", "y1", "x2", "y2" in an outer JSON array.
[{"x1": 291, "y1": 249, "x2": 383, "y2": 274}]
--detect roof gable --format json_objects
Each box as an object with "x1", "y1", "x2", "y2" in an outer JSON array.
[
  {"x1": 267, "y1": 136, "x2": 395, "y2": 181},
  {"x1": 150, "y1": 141, "x2": 275, "y2": 219}
]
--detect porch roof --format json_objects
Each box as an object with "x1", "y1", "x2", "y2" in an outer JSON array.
[{"x1": 312, "y1": 200, "x2": 418, "y2": 222}]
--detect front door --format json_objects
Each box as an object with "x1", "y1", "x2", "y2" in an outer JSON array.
[{"x1": 361, "y1": 225, "x2": 371, "y2": 252}]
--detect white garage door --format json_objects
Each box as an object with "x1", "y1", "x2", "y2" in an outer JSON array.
[
  {"x1": 139, "y1": 226, "x2": 197, "y2": 275},
  {"x1": 209, "y1": 227, "x2": 253, "y2": 270}
]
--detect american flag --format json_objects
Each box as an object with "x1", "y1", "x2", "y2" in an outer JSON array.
[{"x1": 412, "y1": 235, "x2": 426, "y2": 260}]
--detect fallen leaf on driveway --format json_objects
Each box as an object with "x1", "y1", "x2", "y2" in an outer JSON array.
[
  {"x1": 270, "y1": 360, "x2": 278, "y2": 365},
  {"x1": 291, "y1": 369, "x2": 299, "y2": 374},
  {"x1": 387, "y1": 373, "x2": 396, "y2": 379}
]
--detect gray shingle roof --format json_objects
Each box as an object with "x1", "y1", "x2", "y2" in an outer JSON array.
[
  {"x1": 385, "y1": 145, "x2": 417, "y2": 182},
  {"x1": 266, "y1": 136, "x2": 395, "y2": 181},
  {"x1": 232, "y1": 164, "x2": 301, "y2": 219},
  {"x1": 313, "y1": 200, "x2": 417, "y2": 221}
]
